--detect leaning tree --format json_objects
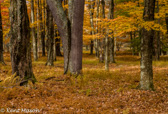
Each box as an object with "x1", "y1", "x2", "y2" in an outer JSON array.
[{"x1": 47, "y1": 0, "x2": 85, "y2": 75}]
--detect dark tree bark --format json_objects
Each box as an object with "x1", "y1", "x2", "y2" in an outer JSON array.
[
  {"x1": 153, "y1": 1, "x2": 160, "y2": 60},
  {"x1": 95, "y1": 0, "x2": 100, "y2": 58},
  {"x1": 88, "y1": 0, "x2": 95, "y2": 56},
  {"x1": 0, "y1": 4, "x2": 5, "y2": 65},
  {"x1": 10, "y1": 0, "x2": 36, "y2": 85},
  {"x1": 166, "y1": 13, "x2": 168, "y2": 54},
  {"x1": 166, "y1": 13, "x2": 168, "y2": 34},
  {"x1": 138, "y1": 0, "x2": 155, "y2": 90},
  {"x1": 56, "y1": 37, "x2": 62, "y2": 56},
  {"x1": 90, "y1": 40, "x2": 94, "y2": 55},
  {"x1": 46, "y1": 5, "x2": 54, "y2": 66},
  {"x1": 109, "y1": 0, "x2": 115, "y2": 63}
]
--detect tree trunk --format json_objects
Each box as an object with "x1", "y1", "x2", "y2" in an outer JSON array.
[
  {"x1": 40, "y1": 0, "x2": 46, "y2": 56},
  {"x1": 154, "y1": 1, "x2": 160, "y2": 60},
  {"x1": 139, "y1": 0, "x2": 155, "y2": 90},
  {"x1": 10, "y1": 0, "x2": 36, "y2": 85},
  {"x1": 0, "y1": 4, "x2": 5, "y2": 65},
  {"x1": 37, "y1": 0, "x2": 40, "y2": 57},
  {"x1": 90, "y1": 40, "x2": 94, "y2": 55},
  {"x1": 47, "y1": 0, "x2": 71, "y2": 74},
  {"x1": 31, "y1": 0, "x2": 38, "y2": 61},
  {"x1": 166, "y1": 13, "x2": 168, "y2": 55},
  {"x1": 130, "y1": 32, "x2": 135, "y2": 55},
  {"x1": 53, "y1": 24, "x2": 57, "y2": 61},
  {"x1": 95, "y1": 0, "x2": 100, "y2": 58},
  {"x1": 47, "y1": 0, "x2": 85, "y2": 75},
  {"x1": 69, "y1": 0, "x2": 85, "y2": 74},
  {"x1": 109, "y1": 0, "x2": 115, "y2": 63},
  {"x1": 88, "y1": 0, "x2": 95, "y2": 55},
  {"x1": 56, "y1": 37, "x2": 62, "y2": 56},
  {"x1": 46, "y1": 5, "x2": 54, "y2": 66}
]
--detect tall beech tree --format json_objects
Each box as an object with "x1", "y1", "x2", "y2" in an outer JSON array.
[
  {"x1": 138, "y1": 0, "x2": 155, "y2": 90},
  {"x1": 10, "y1": 0, "x2": 36, "y2": 85},
  {"x1": 0, "y1": 3, "x2": 5, "y2": 65},
  {"x1": 47, "y1": 0, "x2": 85, "y2": 74}
]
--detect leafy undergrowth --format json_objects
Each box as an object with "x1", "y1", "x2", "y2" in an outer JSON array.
[{"x1": 0, "y1": 53, "x2": 168, "y2": 113}]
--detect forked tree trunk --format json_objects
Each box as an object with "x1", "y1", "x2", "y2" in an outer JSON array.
[
  {"x1": 47, "y1": 0, "x2": 71, "y2": 74},
  {"x1": 46, "y1": 5, "x2": 54, "y2": 66},
  {"x1": 10, "y1": 0, "x2": 36, "y2": 85},
  {"x1": 0, "y1": 4, "x2": 5, "y2": 65},
  {"x1": 31, "y1": 0, "x2": 38, "y2": 61},
  {"x1": 47, "y1": 0, "x2": 85, "y2": 75},
  {"x1": 138, "y1": 0, "x2": 155, "y2": 90}
]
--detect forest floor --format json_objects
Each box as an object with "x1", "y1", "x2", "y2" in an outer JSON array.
[{"x1": 0, "y1": 52, "x2": 168, "y2": 113}]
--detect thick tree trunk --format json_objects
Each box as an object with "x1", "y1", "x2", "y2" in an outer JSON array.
[
  {"x1": 31, "y1": 0, "x2": 38, "y2": 61},
  {"x1": 46, "y1": 5, "x2": 54, "y2": 66},
  {"x1": 0, "y1": 4, "x2": 5, "y2": 65},
  {"x1": 139, "y1": 0, "x2": 155, "y2": 90},
  {"x1": 10, "y1": 0, "x2": 36, "y2": 85},
  {"x1": 47, "y1": 0, "x2": 85, "y2": 75},
  {"x1": 69, "y1": 0, "x2": 85, "y2": 74}
]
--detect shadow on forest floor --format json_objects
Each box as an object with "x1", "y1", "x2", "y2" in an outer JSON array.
[{"x1": 0, "y1": 52, "x2": 168, "y2": 113}]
